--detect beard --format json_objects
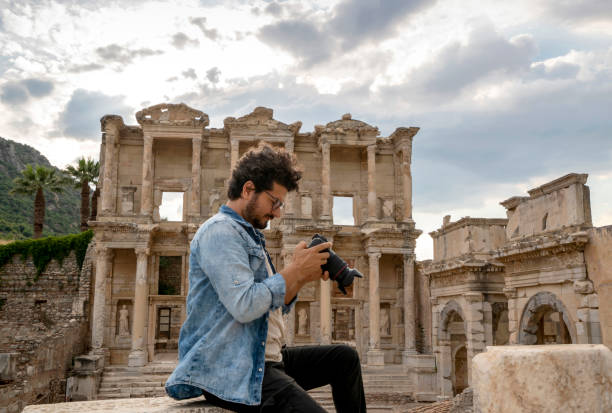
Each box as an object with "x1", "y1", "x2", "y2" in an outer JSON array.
[{"x1": 244, "y1": 193, "x2": 273, "y2": 229}]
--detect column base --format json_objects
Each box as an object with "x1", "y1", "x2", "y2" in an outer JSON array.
[
  {"x1": 366, "y1": 349, "x2": 385, "y2": 367},
  {"x1": 128, "y1": 349, "x2": 148, "y2": 367},
  {"x1": 90, "y1": 347, "x2": 110, "y2": 367},
  {"x1": 402, "y1": 349, "x2": 419, "y2": 364}
]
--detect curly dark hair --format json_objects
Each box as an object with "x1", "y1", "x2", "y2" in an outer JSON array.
[{"x1": 227, "y1": 142, "x2": 302, "y2": 200}]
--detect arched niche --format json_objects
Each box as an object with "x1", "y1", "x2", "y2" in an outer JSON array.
[
  {"x1": 518, "y1": 291, "x2": 576, "y2": 345},
  {"x1": 439, "y1": 300, "x2": 467, "y2": 341}
]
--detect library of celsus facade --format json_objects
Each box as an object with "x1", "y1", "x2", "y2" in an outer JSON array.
[
  {"x1": 90, "y1": 103, "x2": 430, "y2": 375},
  {"x1": 423, "y1": 173, "x2": 610, "y2": 399}
]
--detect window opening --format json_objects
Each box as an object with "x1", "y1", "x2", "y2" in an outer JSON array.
[
  {"x1": 159, "y1": 192, "x2": 183, "y2": 221},
  {"x1": 157, "y1": 307, "x2": 171, "y2": 339},
  {"x1": 333, "y1": 196, "x2": 354, "y2": 225},
  {"x1": 158, "y1": 256, "x2": 182, "y2": 295}
]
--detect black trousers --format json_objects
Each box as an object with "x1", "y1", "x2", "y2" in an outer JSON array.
[{"x1": 202, "y1": 344, "x2": 367, "y2": 413}]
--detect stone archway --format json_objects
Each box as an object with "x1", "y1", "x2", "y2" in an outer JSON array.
[
  {"x1": 453, "y1": 345, "x2": 468, "y2": 395},
  {"x1": 437, "y1": 300, "x2": 468, "y2": 398},
  {"x1": 518, "y1": 291, "x2": 575, "y2": 345},
  {"x1": 439, "y1": 300, "x2": 466, "y2": 340}
]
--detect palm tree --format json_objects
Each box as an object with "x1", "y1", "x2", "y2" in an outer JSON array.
[
  {"x1": 64, "y1": 157, "x2": 100, "y2": 231},
  {"x1": 10, "y1": 164, "x2": 67, "y2": 238}
]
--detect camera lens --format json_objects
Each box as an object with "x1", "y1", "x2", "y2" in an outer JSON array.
[{"x1": 307, "y1": 234, "x2": 363, "y2": 295}]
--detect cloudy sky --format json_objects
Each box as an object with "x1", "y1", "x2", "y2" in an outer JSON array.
[{"x1": 1, "y1": 0, "x2": 611, "y2": 259}]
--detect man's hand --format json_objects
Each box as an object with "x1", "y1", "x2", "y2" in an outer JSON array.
[{"x1": 280, "y1": 240, "x2": 331, "y2": 304}]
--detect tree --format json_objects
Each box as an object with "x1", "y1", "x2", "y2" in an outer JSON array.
[
  {"x1": 64, "y1": 157, "x2": 100, "y2": 231},
  {"x1": 10, "y1": 164, "x2": 67, "y2": 238}
]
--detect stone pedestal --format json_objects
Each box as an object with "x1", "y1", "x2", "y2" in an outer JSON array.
[
  {"x1": 66, "y1": 354, "x2": 104, "y2": 401},
  {"x1": 23, "y1": 396, "x2": 232, "y2": 412},
  {"x1": 472, "y1": 345, "x2": 612, "y2": 413},
  {"x1": 367, "y1": 349, "x2": 385, "y2": 367},
  {"x1": 403, "y1": 353, "x2": 437, "y2": 402}
]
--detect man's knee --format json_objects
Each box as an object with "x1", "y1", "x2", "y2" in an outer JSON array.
[{"x1": 334, "y1": 344, "x2": 361, "y2": 367}]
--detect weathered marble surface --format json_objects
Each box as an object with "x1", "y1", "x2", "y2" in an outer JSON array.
[
  {"x1": 472, "y1": 344, "x2": 612, "y2": 413},
  {"x1": 23, "y1": 396, "x2": 231, "y2": 412}
]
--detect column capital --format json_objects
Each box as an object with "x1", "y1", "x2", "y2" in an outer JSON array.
[
  {"x1": 367, "y1": 144, "x2": 377, "y2": 153},
  {"x1": 134, "y1": 247, "x2": 150, "y2": 257},
  {"x1": 320, "y1": 139, "x2": 330, "y2": 151},
  {"x1": 143, "y1": 134, "x2": 153, "y2": 144},
  {"x1": 503, "y1": 287, "x2": 518, "y2": 299},
  {"x1": 403, "y1": 254, "x2": 415, "y2": 264},
  {"x1": 192, "y1": 135, "x2": 202, "y2": 143},
  {"x1": 95, "y1": 246, "x2": 114, "y2": 260},
  {"x1": 368, "y1": 251, "x2": 381, "y2": 261}
]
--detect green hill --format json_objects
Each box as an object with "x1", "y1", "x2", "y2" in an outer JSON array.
[{"x1": 0, "y1": 136, "x2": 81, "y2": 239}]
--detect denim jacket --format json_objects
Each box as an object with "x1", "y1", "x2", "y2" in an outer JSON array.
[{"x1": 165, "y1": 205, "x2": 293, "y2": 405}]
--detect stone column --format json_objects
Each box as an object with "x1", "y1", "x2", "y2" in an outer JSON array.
[
  {"x1": 101, "y1": 127, "x2": 117, "y2": 214},
  {"x1": 284, "y1": 138, "x2": 295, "y2": 215},
  {"x1": 140, "y1": 134, "x2": 154, "y2": 216},
  {"x1": 367, "y1": 252, "x2": 384, "y2": 366},
  {"x1": 190, "y1": 136, "x2": 202, "y2": 218},
  {"x1": 320, "y1": 141, "x2": 331, "y2": 220},
  {"x1": 320, "y1": 278, "x2": 332, "y2": 344},
  {"x1": 92, "y1": 247, "x2": 113, "y2": 351},
  {"x1": 230, "y1": 139, "x2": 239, "y2": 172},
  {"x1": 465, "y1": 292, "x2": 486, "y2": 386},
  {"x1": 401, "y1": 147, "x2": 412, "y2": 221},
  {"x1": 367, "y1": 145, "x2": 377, "y2": 221},
  {"x1": 504, "y1": 287, "x2": 519, "y2": 344},
  {"x1": 403, "y1": 254, "x2": 417, "y2": 356},
  {"x1": 129, "y1": 247, "x2": 149, "y2": 367}
]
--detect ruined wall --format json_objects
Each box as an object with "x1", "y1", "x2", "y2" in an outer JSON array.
[
  {"x1": 585, "y1": 225, "x2": 612, "y2": 348},
  {"x1": 431, "y1": 219, "x2": 507, "y2": 261},
  {"x1": 0, "y1": 247, "x2": 93, "y2": 413},
  {"x1": 504, "y1": 174, "x2": 591, "y2": 240}
]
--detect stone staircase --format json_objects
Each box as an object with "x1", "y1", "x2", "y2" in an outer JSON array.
[{"x1": 97, "y1": 363, "x2": 421, "y2": 412}]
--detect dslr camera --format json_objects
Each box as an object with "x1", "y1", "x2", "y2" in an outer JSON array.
[{"x1": 307, "y1": 233, "x2": 363, "y2": 295}]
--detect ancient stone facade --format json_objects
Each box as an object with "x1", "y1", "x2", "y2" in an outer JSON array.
[
  {"x1": 423, "y1": 218, "x2": 508, "y2": 399},
  {"x1": 90, "y1": 103, "x2": 428, "y2": 373},
  {"x1": 423, "y1": 173, "x2": 608, "y2": 399},
  {"x1": 0, "y1": 246, "x2": 94, "y2": 413}
]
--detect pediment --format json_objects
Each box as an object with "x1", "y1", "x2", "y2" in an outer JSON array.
[
  {"x1": 323, "y1": 113, "x2": 379, "y2": 135},
  {"x1": 224, "y1": 107, "x2": 296, "y2": 133},
  {"x1": 136, "y1": 103, "x2": 209, "y2": 127}
]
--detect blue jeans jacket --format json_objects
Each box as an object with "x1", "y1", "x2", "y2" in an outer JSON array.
[{"x1": 165, "y1": 205, "x2": 293, "y2": 405}]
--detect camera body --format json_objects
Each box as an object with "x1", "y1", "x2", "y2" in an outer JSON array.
[{"x1": 307, "y1": 234, "x2": 363, "y2": 295}]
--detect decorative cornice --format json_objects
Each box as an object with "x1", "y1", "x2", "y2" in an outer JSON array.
[
  {"x1": 423, "y1": 256, "x2": 505, "y2": 278},
  {"x1": 495, "y1": 230, "x2": 589, "y2": 262}
]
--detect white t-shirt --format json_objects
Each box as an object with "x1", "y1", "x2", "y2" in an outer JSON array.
[{"x1": 263, "y1": 251, "x2": 285, "y2": 362}]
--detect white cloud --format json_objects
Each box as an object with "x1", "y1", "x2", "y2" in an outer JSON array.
[{"x1": 0, "y1": 0, "x2": 610, "y2": 258}]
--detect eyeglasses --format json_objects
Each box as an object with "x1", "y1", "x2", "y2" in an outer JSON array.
[{"x1": 263, "y1": 191, "x2": 284, "y2": 210}]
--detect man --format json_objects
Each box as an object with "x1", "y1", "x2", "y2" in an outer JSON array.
[{"x1": 166, "y1": 143, "x2": 366, "y2": 412}]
